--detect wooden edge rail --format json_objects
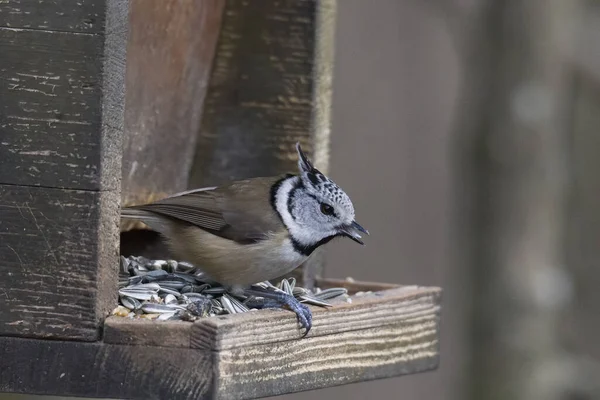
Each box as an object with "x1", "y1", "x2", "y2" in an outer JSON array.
[{"x1": 104, "y1": 285, "x2": 440, "y2": 350}]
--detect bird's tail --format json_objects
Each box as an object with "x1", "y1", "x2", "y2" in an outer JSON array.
[{"x1": 120, "y1": 207, "x2": 170, "y2": 234}]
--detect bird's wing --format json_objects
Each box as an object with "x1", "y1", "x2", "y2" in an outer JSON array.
[{"x1": 123, "y1": 176, "x2": 287, "y2": 243}]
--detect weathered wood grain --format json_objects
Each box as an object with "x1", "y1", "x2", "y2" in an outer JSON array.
[
  {"x1": 316, "y1": 277, "x2": 401, "y2": 293},
  {"x1": 97, "y1": 284, "x2": 441, "y2": 399},
  {"x1": 0, "y1": 336, "x2": 213, "y2": 400},
  {"x1": 0, "y1": 27, "x2": 105, "y2": 189},
  {"x1": 192, "y1": 286, "x2": 440, "y2": 350},
  {"x1": 0, "y1": 0, "x2": 105, "y2": 33},
  {"x1": 104, "y1": 317, "x2": 192, "y2": 348},
  {"x1": 121, "y1": 0, "x2": 225, "y2": 211},
  {"x1": 0, "y1": 1, "x2": 127, "y2": 191},
  {"x1": 213, "y1": 319, "x2": 439, "y2": 400},
  {"x1": 188, "y1": 0, "x2": 317, "y2": 188},
  {"x1": 0, "y1": 185, "x2": 119, "y2": 340},
  {"x1": 0, "y1": 0, "x2": 127, "y2": 340}
]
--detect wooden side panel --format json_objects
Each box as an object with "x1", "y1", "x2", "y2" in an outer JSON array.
[
  {"x1": 188, "y1": 0, "x2": 318, "y2": 187},
  {"x1": 0, "y1": 185, "x2": 118, "y2": 340},
  {"x1": 121, "y1": 0, "x2": 225, "y2": 208},
  {"x1": 192, "y1": 286, "x2": 440, "y2": 350},
  {"x1": 0, "y1": 337, "x2": 213, "y2": 400},
  {"x1": 104, "y1": 318, "x2": 192, "y2": 348},
  {"x1": 213, "y1": 320, "x2": 439, "y2": 400},
  {"x1": 0, "y1": 0, "x2": 127, "y2": 340},
  {"x1": 0, "y1": 28, "x2": 106, "y2": 190},
  {"x1": 0, "y1": 0, "x2": 105, "y2": 33}
]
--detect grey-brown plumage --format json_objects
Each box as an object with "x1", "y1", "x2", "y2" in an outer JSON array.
[
  {"x1": 121, "y1": 143, "x2": 368, "y2": 333},
  {"x1": 121, "y1": 176, "x2": 303, "y2": 285}
]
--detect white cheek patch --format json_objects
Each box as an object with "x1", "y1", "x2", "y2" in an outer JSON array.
[{"x1": 275, "y1": 176, "x2": 332, "y2": 246}]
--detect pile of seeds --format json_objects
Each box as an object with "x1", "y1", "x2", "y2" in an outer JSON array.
[{"x1": 113, "y1": 255, "x2": 351, "y2": 321}]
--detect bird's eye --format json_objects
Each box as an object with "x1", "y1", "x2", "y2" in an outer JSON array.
[{"x1": 320, "y1": 203, "x2": 334, "y2": 216}]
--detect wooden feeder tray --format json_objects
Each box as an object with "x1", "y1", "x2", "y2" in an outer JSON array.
[{"x1": 0, "y1": 279, "x2": 440, "y2": 400}]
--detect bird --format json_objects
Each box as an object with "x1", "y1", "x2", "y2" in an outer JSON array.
[{"x1": 120, "y1": 143, "x2": 368, "y2": 335}]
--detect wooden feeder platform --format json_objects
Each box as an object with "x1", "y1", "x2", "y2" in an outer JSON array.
[
  {"x1": 1, "y1": 280, "x2": 440, "y2": 400},
  {"x1": 0, "y1": 0, "x2": 442, "y2": 399}
]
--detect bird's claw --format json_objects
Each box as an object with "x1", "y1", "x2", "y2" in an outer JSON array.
[{"x1": 243, "y1": 287, "x2": 313, "y2": 336}]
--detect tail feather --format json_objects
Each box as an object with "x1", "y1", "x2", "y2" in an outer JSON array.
[{"x1": 120, "y1": 207, "x2": 170, "y2": 234}]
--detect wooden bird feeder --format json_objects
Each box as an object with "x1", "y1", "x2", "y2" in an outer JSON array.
[{"x1": 0, "y1": 1, "x2": 442, "y2": 399}]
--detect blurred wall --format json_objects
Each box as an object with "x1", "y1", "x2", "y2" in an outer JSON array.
[{"x1": 278, "y1": 1, "x2": 466, "y2": 399}]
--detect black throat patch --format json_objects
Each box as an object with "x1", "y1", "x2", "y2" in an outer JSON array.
[{"x1": 290, "y1": 234, "x2": 341, "y2": 257}]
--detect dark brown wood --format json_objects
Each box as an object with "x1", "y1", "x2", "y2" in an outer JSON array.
[
  {"x1": 0, "y1": 0, "x2": 106, "y2": 33},
  {"x1": 0, "y1": 185, "x2": 119, "y2": 340},
  {"x1": 188, "y1": 0, "x2": 318, "y2": 188},
  {"x1": 0, "y1": 0, "x2": 127, "y2": 340},
  {"x1": 0, "y1": 0, "x2": 126, "y2": 191},
  {"x1": 0, "y1": 27, "x2": 106, "y2": 189},
  {"x1": 0, "y1": 336, "x2": 213, "y2": 400},
  {"x1": 121, "y1": 0, "x2": 225, "y2": 211}
]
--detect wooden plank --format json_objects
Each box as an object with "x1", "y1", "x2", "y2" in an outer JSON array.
[
  {"x1": 121, "y1": 0, "x2": 225, "y2": 210},
  {"x1": 192, "y1": 286, "x2": 440, "y2": 350},
  {"x1": 0, "y1": 0, "x2": 127, "y2": 340},
  {"x1": 213, "y1": 319, "x2": 439, "y2": 400},
  {"x1": 0, "y1": 0, "x2": 126, "y2": 191},
  {"x1": 0, "y1": 185, "x2": 119, "y2": 340},
  {"x1": 0, "y1": 0, "x2": 105, "y2": 33},
  {"x1": 316, "y1": 277, "x2": 401, "y2": 293},
  {"x1": 188, "y1": 0, "x2": 318, "y2": 188},
  {"x1": 104, "y1": 318, "x2": 192, "y2": 348},
  {"x1": 0, "y1": 336, "x2": 213, "y2": 400},
  {"x1": 0, "y1": 27, "x2": 104, "y2": 189}
]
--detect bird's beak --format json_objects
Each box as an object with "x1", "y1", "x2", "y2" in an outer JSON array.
[{"x1": 341, "y1": 221, "x2": 370, "y2": 245}]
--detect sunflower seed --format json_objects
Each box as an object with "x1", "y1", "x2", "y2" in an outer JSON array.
[
  {"x1": 281, "y1": 279, "x2": 293, "y2": 296},
  {"x1": 118, "y1": 289, "x2": 155, "y2": 301},
  {"x1": 298, "y1": 294, "x2": 332, "y2": 307},
  {"x1": 141, "y1": 303, "x2": 180, "y2": 314},
  {"x1": 219, "y1": 296, "x2": 237, "y2": 314},
  {"x1": 120, "y1": 296, "x2": 141, "y2": 310},
  {"x1": 183, "y1": 292, "x2": 210, "y2": 300},
  {"x1": 223, "y1": 294, "x2": 249, "y2": 313},
  {"x1": 155, "y1": 281, "x2": 186, "y2": 290},
  {"x1": 314, "y1": 287, "x2": 348, "y2": 300},
  {"x1": 115, "y1": 255, "x2": 352, "y2": 321},
  {"x1": 157, "y1": 312, "x2": 177, "y2": 321},
  {"x1": 164, "y1": 294, "x2": 178, "y2": 304},
  {"x1": 204, "y1": 286, "x2": 226, "y2": 295},
  {"x1": 120, "y1": 256, "x2": 130, "y2": 274},
  {"x1": 176, "y1": 261, "x2": 195, "y2": 272},
  {"x1": 158, "y1": 287, "x2": 181, "y2": 297}
]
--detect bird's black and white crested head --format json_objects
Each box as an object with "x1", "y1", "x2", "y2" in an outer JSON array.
[{"x1": 272, "y1": 143, "x2": 369, "y2": 256}]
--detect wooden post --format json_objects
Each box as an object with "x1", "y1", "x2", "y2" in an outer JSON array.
[
  {"x1": 121, "y1": 0, "x2": 225, "y2": 209},
  {"x1": 0, "y1": 0, "x2": 128, "y2": 341}
]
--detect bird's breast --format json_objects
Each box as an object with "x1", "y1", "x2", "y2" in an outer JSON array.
[{"x1": 168, "y1": 227, "x2": 308, "y2": 286}]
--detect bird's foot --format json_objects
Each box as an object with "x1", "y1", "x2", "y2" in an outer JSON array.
[{"x1": 244, "y1": 285, "x2": 312, "y2": 336}]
